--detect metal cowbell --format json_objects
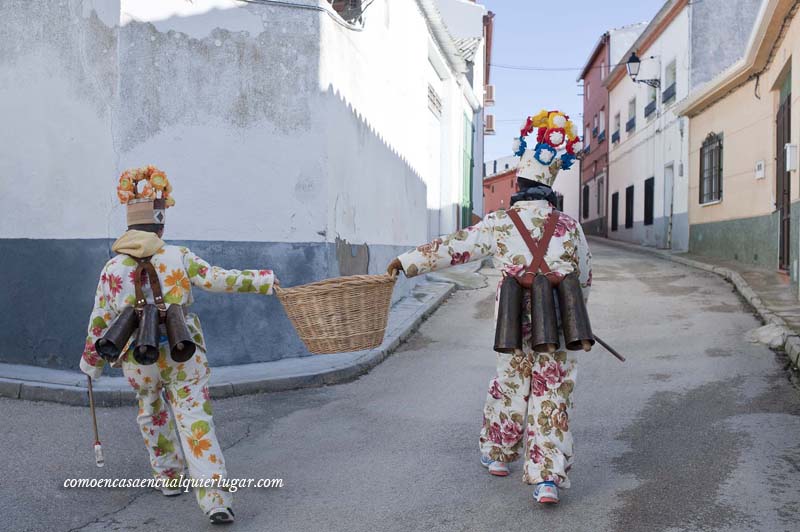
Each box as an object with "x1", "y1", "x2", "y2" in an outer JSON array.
[
  {"x1": 166, "y1": 304, "x2": 196, "y2": 362},
  {"x1": 95, "y1": 307, "x2": 138, "y2": 363},
  {"x1": 531, "y1": 274, "x2": 559, "y2": 353},
  {"x1": 134, "y1": 304, "x2": 161, "y2": 365},
  {"x1": 494, "y1": 276, "x2": 523, "y2": 353},
  {"x1": 557, "y1": 272, "x2": 595, "y2": 351}
]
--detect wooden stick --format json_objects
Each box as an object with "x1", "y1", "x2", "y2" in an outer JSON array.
[
  {"x1": 594, "y1": 335, "x2": 626, "y2": 363},
  {"x1": 87, "y1": 376, "x2": 105, "y2": 467}
]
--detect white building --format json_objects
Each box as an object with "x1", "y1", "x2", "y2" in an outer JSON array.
[
  {"x1": 0, "y1": 0, "x2": 487, "y2": 369},
  {"x1": 604, "y1": 0, "x2": 691, "y2": 250}
]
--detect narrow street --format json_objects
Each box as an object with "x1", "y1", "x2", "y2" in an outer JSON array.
[{"x1": 3, "y1": 242, "x2": 800, "y2": 532}]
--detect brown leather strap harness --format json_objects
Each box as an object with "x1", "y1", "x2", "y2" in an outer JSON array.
[
  {"x1": 132, "y1": 257, "x2": 167, "y2": 318},
  {"x1": 507, "y1": 208, "x2": 560, "y2": 287}
]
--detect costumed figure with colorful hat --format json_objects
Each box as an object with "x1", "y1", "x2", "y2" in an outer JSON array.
[
  {"x1": 386, "y1": 110, "x2": 592, "y2": 505},
  {"x1": 80, "y1": 166, "x2": 278, "y2": 524}
]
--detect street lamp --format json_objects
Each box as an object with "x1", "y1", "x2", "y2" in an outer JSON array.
[{"x1": 626, "y1": 52, "x2": 660, "y2": 88}]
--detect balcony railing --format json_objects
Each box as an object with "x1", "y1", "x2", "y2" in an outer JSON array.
[
  {"x1": 611, "y1": 130, "x2": 620, "y2": 144},
  {"x1": 662, "y1": 82, "x2": 677, "y2": 104},
  {"x1": 583, "y1": 145, "x2": 591, "y2": 156},
  {"x1": 592, "y1": 127, "x2": 598, "y2": 138},
  {"x1": 598, "y1": 130, "x2": 606, "y2": 144},
  {"x1": 644, "y1": 100, "x2": 656, "y2": 118},
  {"x1": 626, "y1": 117, "x2": 636, "y2": 132}
]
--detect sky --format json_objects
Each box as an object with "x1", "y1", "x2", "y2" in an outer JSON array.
[{"x1": 481, "y1": 0, "x2": 667, "y2": 162}]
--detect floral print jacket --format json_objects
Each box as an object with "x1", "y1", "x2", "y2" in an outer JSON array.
[
  {"x1": 398, "y1": 200, "x2": 591, "y2": 298},
  {"x1": 80, "y1": 245, "x2": 274, "y2": 379}
]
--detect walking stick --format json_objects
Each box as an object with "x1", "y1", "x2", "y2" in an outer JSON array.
[
  {"x1": 86, "y1": 376, "x2": 105, "y2": 467},
  {"x1": 593, "y1": 335, "x2": 626, "y2": 363}
]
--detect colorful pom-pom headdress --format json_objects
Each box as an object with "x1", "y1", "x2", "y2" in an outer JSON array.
[
  {"x1": 513, "y1": 109, "x2": 583, "y2": 187},
  {"x1": 117, "y1": 166, "x2": 175, "y2": 227}
]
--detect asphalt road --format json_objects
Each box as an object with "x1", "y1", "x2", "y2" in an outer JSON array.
[{"x1": 2, "y1": 242, "x2": 800, "y2": 532}]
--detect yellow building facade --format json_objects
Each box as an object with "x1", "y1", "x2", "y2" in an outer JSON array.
[{"x1": 678, "y1": 0, "x2": 800, "y2": 278}]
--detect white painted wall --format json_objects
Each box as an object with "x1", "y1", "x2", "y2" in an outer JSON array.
[
  {"x1": 553, "y1": 165, "x2": 580, "y2": 220},
  {"x1": 1, "y1": 0, "x2": 483, "y2": 247},
  {"x1": 608, "y1": 6, "x2": 690, "y2": 249}
]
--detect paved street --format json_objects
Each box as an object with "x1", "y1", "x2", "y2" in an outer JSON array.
[{"x1": 3, "y1": 242, "x2": 800, "y2": 532}]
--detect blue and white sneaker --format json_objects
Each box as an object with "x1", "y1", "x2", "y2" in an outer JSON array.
[
  {"x1": 533, "y1": 481, "x2": 559, "y2": 504},
  {"x1": 480, "y1": 455, "x2": 510, "y2": 476}
]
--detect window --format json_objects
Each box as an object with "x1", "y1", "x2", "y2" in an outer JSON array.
[
  {"x1": 600, "y1": 60, "x2": 606, "y2": 80},
  {"x1": 625, "y1": 185, "x2": 634, "y2": 228},
  {"x1": 582, "y1": 185, "x2": 590, "y2": 219},
  {"x1": 645, "y1": 86, "x2": 657, "y2": 118},
  {"x1": 626, "y1": 98, "x2": 636, "y2": 132},
  {"x1": 611, "y1": 192, "x2": 619, "y2": 231},
  {"x1": 599, "y1": 110, "x2": 605, "y2": 134},
  {"x1": 612, "y1": 113, "x2": 621, "y2": 143},
  {"x1": 700, "y1": 133, "x2": 723, "y2": 204},
  {"x1": 644, "y1": 177, "x2": 654, "y2": 225},
  {"x1": 597, "y1": 177, "x2": 605, "y2": 215},
  {"x1": 586, "y1": 81, "x2": 590, "y2": 100},
  {"x1": 663, "y1": 60, "x2": 677, "y2": 104},
  {"x1": 593, "y1": 115, "x2": 599, "y2": 138}
]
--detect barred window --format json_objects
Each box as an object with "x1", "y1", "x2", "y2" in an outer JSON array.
[{"x1": 700, "y1": 133, "x2": 723, "y2": 204}]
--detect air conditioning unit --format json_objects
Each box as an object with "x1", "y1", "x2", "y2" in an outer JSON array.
[
  {"x1": 484, "y1": 84, "x2": 495, "y2": 106},
  {"x1": 485, "y1": 114, "x2": 496, "y2": 135}
]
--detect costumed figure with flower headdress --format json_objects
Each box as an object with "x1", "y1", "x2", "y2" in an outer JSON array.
[
  {"x1": 80, "y1": 167, "x2": 277, "y2": 524},
  {"x1": 387, "y1": 110, "x2": 591, "y2": 505}
]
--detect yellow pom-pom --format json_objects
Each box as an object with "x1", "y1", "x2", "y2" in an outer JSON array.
[
  {"x1": 548, "y1": 112, "x2": 568, "y2": 130},
  {"x1": 165, "y1": 196, "x2": 176, "y2": 208},
  {"x1": 531, "y1": 110, "x2": 550, "y2": 128},
  {"x1": 565, "y1": 120, "x2": 576, "y2": 141}
]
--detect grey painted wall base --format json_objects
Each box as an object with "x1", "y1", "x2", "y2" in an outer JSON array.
[
  {"x1": 0, "y1": 238, "x2": 420, "y2": 370},
  {"x1": 608, "y1": 215, "x2": 670, "y2": 249},
  {"x1": 0, "y1": 280, "x2": 455, "y2": 406},
  {"x1": 582, "y1": 217, "x2": 606, "y2": 237},
  {"x1": 688, "y1": 211, "x2": 780, "y2": 271}
]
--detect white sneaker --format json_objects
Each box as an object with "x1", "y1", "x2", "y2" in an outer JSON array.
[
  {"x1": 533, "y1": 481, "x2": 559, "y2": 504},
  {"x1": 158, "y1": 486, "x2": 182, "y2": 497},
  {"x1": 480, "y1": 455, "x2": 510, "y2": 476},
  {"x1": 208, "y1": 507, "x2": 235, "y2": 525}
]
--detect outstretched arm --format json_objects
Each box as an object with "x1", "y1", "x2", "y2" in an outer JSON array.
[
  {"x1": 183, "y1": 249, "x2": 276, "y2": 295},
  {"x1": 79, "y1": 266, "x2": 118, "y2": 379},
  {"x1": 394, "y1": 217, "x2": 496, "y2": 277}
]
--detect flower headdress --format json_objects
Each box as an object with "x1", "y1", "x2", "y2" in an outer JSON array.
[
  {"x1": 513, "y1": 109, "x2": 583, "y2": 186},
  {"x1": 117, "y1": 166, "x2": 174, "y2": 227},
  {"x1": 116, "y1": 166, "x2": 175, "y2": 207}
]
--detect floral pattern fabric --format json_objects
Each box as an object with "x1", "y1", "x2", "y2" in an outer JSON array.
[
  {"x1": 80, "y1": 244, "x2": 275, "y2": 379},
  {"x1": 397, "y1": 200, "x2": 591, "y2": 298},
  {"x1": 397, "y1": 199, "x2": 591, "y2": 487},
  {"x1": 479, "y1": 348, "x2": 577, "y2": 487},
  {"x1": 80, "y1": 243, "x2": 274, "y2": 514},
  {"x1": 124, "y1": 345, "x2": 231, "y2": 513}
]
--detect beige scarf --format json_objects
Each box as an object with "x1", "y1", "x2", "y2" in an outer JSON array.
[{"x1": 111, "y1": 230, "x2": 165, "y2": 258}]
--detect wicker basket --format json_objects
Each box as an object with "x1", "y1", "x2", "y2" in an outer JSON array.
[{"x1": 275, "y1": 274, "x2": 397, "y2": 354}]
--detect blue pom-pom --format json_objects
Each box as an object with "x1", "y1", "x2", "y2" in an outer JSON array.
[
  {"x1": 514, "y1": 137, "x2": 527, "y2": 157},
  {"x1": 560, "y1": 153, "x2": 576, "y2": 170},
  {"x1": 533, "y1": 143, "x2": 557, "y2": 165}
]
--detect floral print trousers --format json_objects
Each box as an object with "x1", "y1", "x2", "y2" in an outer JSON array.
[
  {"x1": 122, "y1": 343, "x2": 231, "y2": 513},
  {"x1": 479, "y1": 348, "x2": 578, "y2": 488}
]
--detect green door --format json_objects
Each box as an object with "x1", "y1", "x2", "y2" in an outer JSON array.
[{"x1": 461, "y1": 114, "x2": 475, "y2": 228}]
